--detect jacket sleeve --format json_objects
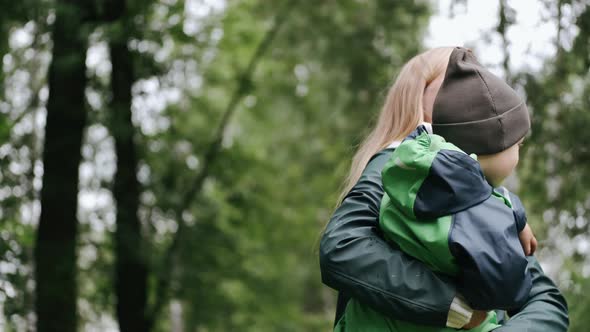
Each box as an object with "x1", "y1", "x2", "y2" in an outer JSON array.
[
  {"x1": 504, "y1": 188, "x2": 527, "y2": 232},
  {"x1": 449, "y1": 194, "x2": 533, "y2": 311},
  {"x1": 319, "y1": 149, "x2": 457, "y2": 326},
  {"x1": 494, "y1": 256, "x2": 569, "y2": 331}
]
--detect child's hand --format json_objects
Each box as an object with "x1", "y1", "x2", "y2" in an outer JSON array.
[
  {"x1": 463, "y1": 310, "x2": 487, "y2": 329},
  {"x1": 519, "y1": 224, "x2": 537, "y2": 256}
]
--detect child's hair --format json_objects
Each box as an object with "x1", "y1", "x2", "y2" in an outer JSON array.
[{"x1": 333, "y1": 47, "x2": 454, "y2": 208}]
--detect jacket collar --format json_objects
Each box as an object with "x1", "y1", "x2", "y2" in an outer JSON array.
[{"x1": 387, "y1": 122, "x2": 433, "y2": 149}]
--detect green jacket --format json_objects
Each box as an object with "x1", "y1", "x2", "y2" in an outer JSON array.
[
  {"x1": 319, "y1": 127, "x2": 569, "y2": 331},
  {"x1": 335, "y1": 126, "x2": 532, "y2": 331}
]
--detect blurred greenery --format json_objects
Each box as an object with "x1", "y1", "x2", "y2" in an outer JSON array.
[{"x1": 0, "y1": 0, "x2": 588, "y2": 331}]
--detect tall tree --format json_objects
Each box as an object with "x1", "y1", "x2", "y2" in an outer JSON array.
[
  {"x1": 34, "y1": 1, "x2": 89, "y2": 330},
  {"x1": 108, "y1": 2, "x2": 149, "y2": 331}
]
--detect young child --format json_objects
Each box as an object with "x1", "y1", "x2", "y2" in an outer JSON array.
[{"x1": 335, "y1": 48, "x2": 535, "y2": 331}]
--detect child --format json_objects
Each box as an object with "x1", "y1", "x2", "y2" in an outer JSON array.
[{"x1": 336, "y1": 47, "x2": 535, "y2": 331}]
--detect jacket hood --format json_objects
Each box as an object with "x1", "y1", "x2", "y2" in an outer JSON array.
[{"x1": 381, "y1": 125, "x2": 492, "y2": 220}]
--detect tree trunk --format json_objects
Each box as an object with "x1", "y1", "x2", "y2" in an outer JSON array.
[
  {"x1": 109, "y1": 25, "x2": 149, "y2": 332},
  {"x1": 34, "y1": 1, "x2": 88, "y2": 331}
]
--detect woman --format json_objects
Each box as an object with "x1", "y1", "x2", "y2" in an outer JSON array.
[{"x1": 319, "y1": 47, "x2": 569, "y2": 331}]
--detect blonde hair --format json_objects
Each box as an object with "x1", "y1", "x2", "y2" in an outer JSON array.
[{"x1": 334, "y1": 47, "x2": 454, "y2": 208}]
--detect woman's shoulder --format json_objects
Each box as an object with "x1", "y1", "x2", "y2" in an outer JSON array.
[
  {"x1": 368, "y1": 147, "x2": 395, "y2": 167},
  {"x1": 360, "y1": 147, "x2": 396, "y2": 181}
]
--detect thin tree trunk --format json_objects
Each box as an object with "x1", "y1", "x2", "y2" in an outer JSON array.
[
  {"x1": 109, "y1": 22, "x2": 149, "y2": 332},
  {"x1": 34, "y1": 1, "x2": 88, "y2": 331}
]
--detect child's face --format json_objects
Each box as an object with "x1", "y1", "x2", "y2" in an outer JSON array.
[{"x1": 478, "y1": 138, "x2": 524, "y2": 187}]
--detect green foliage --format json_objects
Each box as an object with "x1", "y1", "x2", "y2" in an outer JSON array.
[
  {"x1": 518, "y1": 3, "x2": 590, "y2": 331},
  {"x1": 2, "y1": 0, "x2": 590, "y2": 330},
  {"x1": 135, "y1": 0, "x2": 431, "y2": 330}
]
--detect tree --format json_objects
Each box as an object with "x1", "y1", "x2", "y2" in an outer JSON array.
[
  {"x1": 519, "y1": 3, "x2": 590, "y2": 330},
  {"x1": 34, "y1": 1, "x2": 89, "y2": 330},
  {"x1": 108, "y1": 9, "x2": 150, "y2": 332},
  {"x1": 7, "y1": 0, "x2": 587, "y2": 331}
]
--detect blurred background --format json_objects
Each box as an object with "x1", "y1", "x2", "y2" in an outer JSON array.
[{"x1": 0, "y1": 0, "x2": 589, "y2": 331}]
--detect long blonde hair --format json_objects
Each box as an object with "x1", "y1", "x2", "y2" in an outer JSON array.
[{"x1": 334, "y1": 47, "x2": 454, "y2": 208}]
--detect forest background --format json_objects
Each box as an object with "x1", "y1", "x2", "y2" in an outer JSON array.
[{"x1": 1, "y1": 0, "x2": 589, "y2": 331}]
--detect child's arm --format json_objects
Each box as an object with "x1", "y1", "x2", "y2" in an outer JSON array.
[
  {"x1": 504, "y1": 190, "x2": 537, "y2": 256},
  {"x1": 449, "y1": 192, "x2": 532, "y2": 311}
]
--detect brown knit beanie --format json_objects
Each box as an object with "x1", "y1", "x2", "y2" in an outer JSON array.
[{"x1": 432, "y1": 47, "x2": 530, "y2": 155}]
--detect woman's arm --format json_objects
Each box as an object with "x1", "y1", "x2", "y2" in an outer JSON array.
[
  {"x1": 320, "y1": 148, "x2": 569, "y2": 330},
  {"x1": 494, "y1": 256, "x2": 569, "y2": 331},
  {"x1": 319, "y1": 148, "x2": 461, "y2": 327}
]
